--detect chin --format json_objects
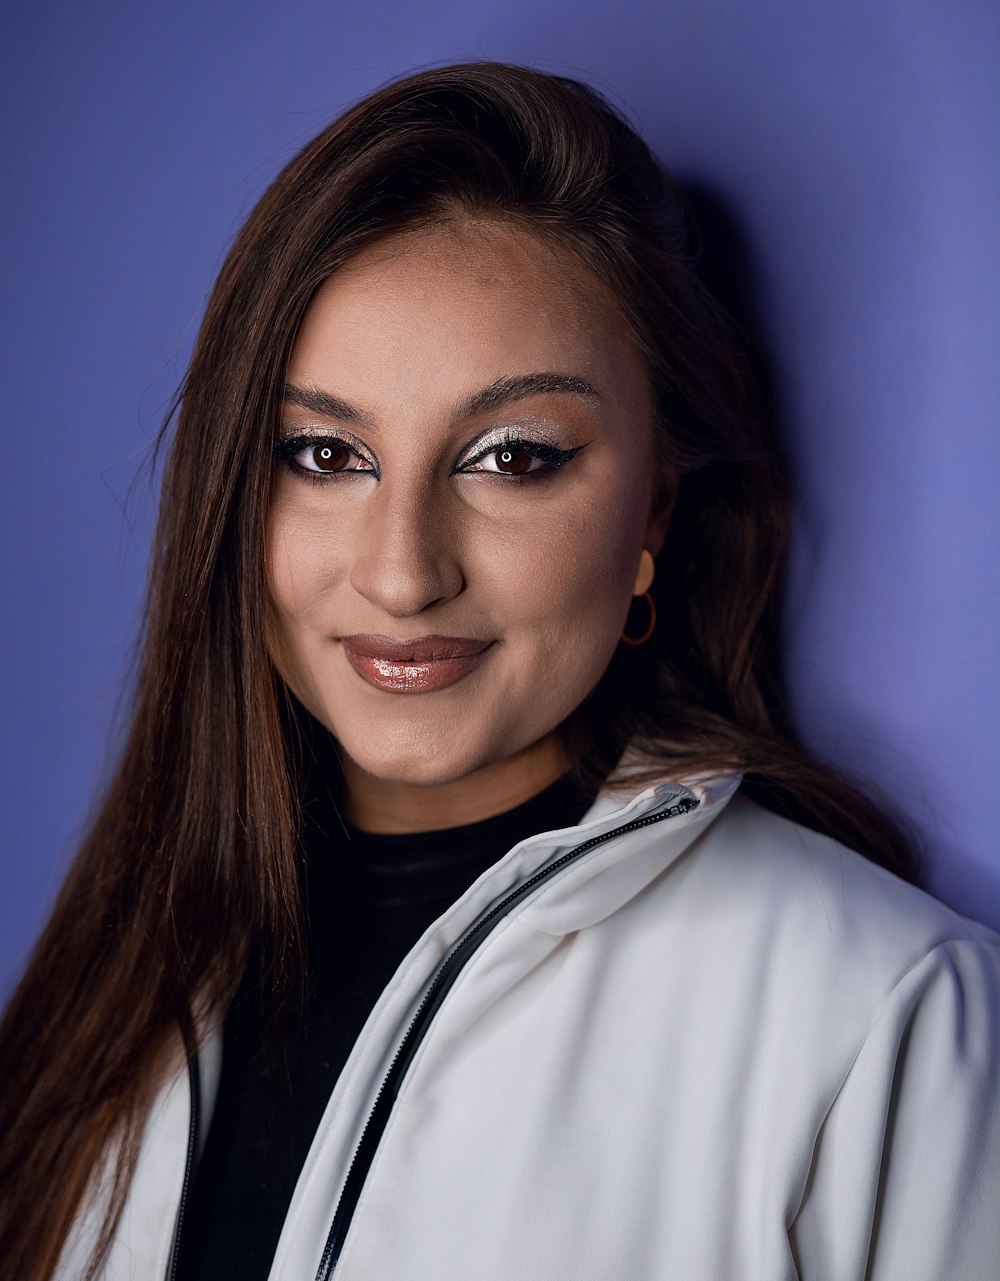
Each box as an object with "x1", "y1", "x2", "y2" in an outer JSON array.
[
  {"x1": 332, "y1": 715, "x2": 500, "y2": 788},
  {"x1": 346, "y1": 741, "x2": 492, "y2": 788}
]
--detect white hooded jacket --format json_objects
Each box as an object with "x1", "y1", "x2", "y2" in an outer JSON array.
[{"x1": 59, "y1": 772, "x2": 1000, "y2": 1280}]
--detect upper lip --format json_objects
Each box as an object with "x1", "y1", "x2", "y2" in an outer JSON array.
[{"x1": 341, "y1": 634, "x2": 493, "y2": 662}]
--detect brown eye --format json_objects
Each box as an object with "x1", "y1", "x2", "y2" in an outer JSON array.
[
  {"x1": 312, "y1": 443, "x2": 351, "y2": 472},
  {"x1": 456, "y1": 436, "x2": 581, "y2": 479},
  {"x1": 493, "y1": 446, "x2": 533, "y2": 475}
]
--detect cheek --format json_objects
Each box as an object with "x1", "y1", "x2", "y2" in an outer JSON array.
[
  {"x1": 486, "y1": 483, "x2": 643, "y2": 652},
  {"x1": 265, "y1": 495, "x2": 343, "y2": 654}
]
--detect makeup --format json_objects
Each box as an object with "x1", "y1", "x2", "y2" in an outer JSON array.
[
  {"x1": 342, "y1": 635, "x2": 493, "y2": 694},
  {"x1": 267, "y1": 219, "x2": 660, "y2": 810}
]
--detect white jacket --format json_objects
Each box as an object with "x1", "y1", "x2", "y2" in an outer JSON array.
[{"x1": 59, "y1": 772, "x2": 1000, "y2": 1280}]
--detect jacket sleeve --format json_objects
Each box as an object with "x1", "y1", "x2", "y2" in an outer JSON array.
[{"x1": 788, "y1": 935, "x2": 1000, "y2": 1281}]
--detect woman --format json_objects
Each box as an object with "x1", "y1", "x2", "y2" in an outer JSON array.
[{"x1": 2, "y1": 62, "x2": 998, "y2": 1281}]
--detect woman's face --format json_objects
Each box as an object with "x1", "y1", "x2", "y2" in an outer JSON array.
[{"x1": 267, "y1": 220, "x2": 672, "y2": 820}]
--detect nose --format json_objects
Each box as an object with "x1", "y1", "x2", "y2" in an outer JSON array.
[{"x1": 349, "y1": 480, "x2": 465, "y2": 618}]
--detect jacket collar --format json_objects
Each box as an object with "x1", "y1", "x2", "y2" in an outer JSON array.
[{"x1": 450, "y1": 762, "x2": 743, "y2": 939}]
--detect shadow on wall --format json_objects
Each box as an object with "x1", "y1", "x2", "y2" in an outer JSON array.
[{"x1": 676, "y1": 182, "x2": 926, "y2": 883}]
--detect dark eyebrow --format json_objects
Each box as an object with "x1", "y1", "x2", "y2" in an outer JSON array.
[
  {"x1": 281, "y1": 371, "x2": 600, "y2": 428},
  {"x1": 456, "y1": 373, "x2": 601, "y2": 420},
  {"x1": 282, "y1": 383, "x2": 365, "y2": 424}
]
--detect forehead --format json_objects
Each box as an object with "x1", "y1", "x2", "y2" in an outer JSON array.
[{"x1": 287, "y1": 220, "x2": 649, "y2": 420}]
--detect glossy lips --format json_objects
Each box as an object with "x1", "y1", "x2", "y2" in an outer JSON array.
[{"x1": 341, "y1": 634, "x2": 493, "y2": 694}]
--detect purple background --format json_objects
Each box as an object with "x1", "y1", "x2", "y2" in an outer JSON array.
[{"x1": 2, "y1": 1, "x2": 998, "y2": 991}]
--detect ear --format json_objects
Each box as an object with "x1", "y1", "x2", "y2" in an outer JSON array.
[{"x1": 643, "y1": 469, "x2": 679, "y2": 560}]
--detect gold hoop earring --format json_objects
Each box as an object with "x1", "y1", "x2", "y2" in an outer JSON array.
[{"x1": 621, "y1": 591, "x2": 656, "y2": 646}]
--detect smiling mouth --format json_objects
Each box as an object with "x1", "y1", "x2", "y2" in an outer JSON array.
[{"x1": 341, "y1": 634, "x2": 493, "y2": 694}]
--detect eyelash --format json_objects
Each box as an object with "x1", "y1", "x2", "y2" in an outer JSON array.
[
  {"x1": 274, "y1": 434, "x2": 376, "y2": 485},
  {"x1": 272, "y1": 432, "x2": 584, "y2": 486}
]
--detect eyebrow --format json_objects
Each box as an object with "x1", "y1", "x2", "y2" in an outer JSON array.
[
  {"x1": 282, "y1": 383, "x2": 364, "y2": 423},
  {"x1": 281, "y1": 372, "x2": 601, "y2": 427},
  {"x1": 457, "y1": 372, "x2": 601, "y2": 419}
]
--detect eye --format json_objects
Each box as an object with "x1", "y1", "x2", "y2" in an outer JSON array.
[
  {"x1": 299, "y1": 442, "x2": 357, "y2": 473},
  {"x1": 274, "y1": 434, "x2": 376, "y2": 479},
  {"x1": 458, "y1": 436, "x2": 583, "y2": 479},
  {"x1": 473, "y1": 444, "x2": 544, "y2": 475}
]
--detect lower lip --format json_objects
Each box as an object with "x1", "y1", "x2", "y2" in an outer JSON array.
[{"x1": 343, "y1": 645, "x2": 491, "y2": 694}]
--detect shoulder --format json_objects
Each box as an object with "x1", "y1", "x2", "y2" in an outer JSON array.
[
  {"x1": 695, "y1": 789, "x2": 997, "y2": 958},
  {"x1": 709, "y1": 797, "x2": 1000, "y2": 1276},
  {"x1": 633, "y1": 789, "x2": 1000, "y2": 1051}
]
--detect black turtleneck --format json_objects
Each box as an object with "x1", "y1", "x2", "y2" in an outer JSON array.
[{"x1": 173, "y1": 769, "x2": 596, "y2": 1281}]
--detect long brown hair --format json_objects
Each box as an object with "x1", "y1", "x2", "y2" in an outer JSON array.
[{"x1": 0, "y1": 61, "x2": 916, "y2": 1279}]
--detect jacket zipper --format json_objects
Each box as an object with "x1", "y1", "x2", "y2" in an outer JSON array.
[
  {"x1": 313, "y1": 786, "x2": 700, "y2": 1280},
  {"x1": 166, "y1": 1044, "x2": 202, "y2": 1281}
]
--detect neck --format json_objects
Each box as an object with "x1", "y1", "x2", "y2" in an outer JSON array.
[{"x1": 340, "y1": 732, "x2": 569, "y2": 834}]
